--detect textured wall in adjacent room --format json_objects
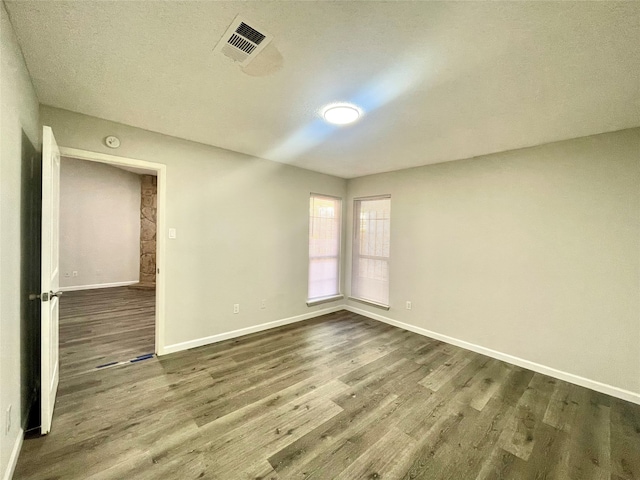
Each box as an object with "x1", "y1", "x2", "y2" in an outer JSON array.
[{"x1": 140, "y1": 175, "x2": 157, "y2": 286}]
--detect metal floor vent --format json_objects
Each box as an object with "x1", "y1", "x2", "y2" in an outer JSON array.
[{"x1": 215, "y1": 16, "x2": 273, "y2": 66}]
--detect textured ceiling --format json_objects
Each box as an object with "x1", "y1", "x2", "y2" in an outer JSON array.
[{"x1": 6, "y1": 1, "x2": 640, "y2": 178}]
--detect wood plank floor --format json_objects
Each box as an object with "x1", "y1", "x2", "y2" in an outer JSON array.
[
  {"x1": 15, "y1": 309, "x2": 640, "y2": 479},
  {"x1": 58, "y1": 286, "x2": 155, "y2": 377}
]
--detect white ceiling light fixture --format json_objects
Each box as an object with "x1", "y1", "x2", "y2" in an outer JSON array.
[{"x1": 322, "y1": 104, "x2": 362, "y2": 125}]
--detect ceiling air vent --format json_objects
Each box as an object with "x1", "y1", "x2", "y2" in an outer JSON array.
[{"x1": 215, "y1": 16, "x2": 273, "y2": 66}]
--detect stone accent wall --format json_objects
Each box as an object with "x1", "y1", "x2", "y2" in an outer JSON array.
[{"x1": 140, "y1": 175, "x2": 157, "y2": 285}]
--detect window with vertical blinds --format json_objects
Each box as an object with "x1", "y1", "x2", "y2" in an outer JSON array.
[
  {"x1": 308, "y1": 194, "x2": 342, "y2": 301},
  {"x1": 351, "y1": 196, "x2": 391, "y2": 307}
]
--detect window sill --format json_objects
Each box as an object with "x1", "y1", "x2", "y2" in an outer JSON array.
[
  {"x1": 306, "y1": 294, "x2": 344, "y2": 307},
  {"x1": 348, "y1": 297, "x2": 390, "y2": 311}
]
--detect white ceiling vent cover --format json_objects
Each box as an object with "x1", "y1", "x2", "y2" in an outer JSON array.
[{"x1": 215, "y1": 16, "x2": 273, "y2": 66}]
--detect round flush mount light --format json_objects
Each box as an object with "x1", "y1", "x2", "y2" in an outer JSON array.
[{"x1": 322, "y1": 103, "x2": 361, "y2": 125}]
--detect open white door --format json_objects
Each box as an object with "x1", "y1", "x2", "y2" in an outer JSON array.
[{"x1": 41, "y1": 126, "x2": 61, "y2": 434}]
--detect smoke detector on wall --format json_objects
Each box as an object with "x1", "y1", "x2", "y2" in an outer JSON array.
[
  {"x1": 105, "y1": 136, "x2": 120, "y2": 148},
  {"x1": 214, "y1": 15, "x2": 273, "y2": 67}
]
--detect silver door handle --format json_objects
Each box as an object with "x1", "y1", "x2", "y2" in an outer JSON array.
[{"x1": 36, "y1": 291, "x2": 63, "y2": 302}]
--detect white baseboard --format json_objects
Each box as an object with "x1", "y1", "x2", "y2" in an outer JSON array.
[
  {"x1": 161, "y1": 305, "x2": 345, "y2": 355},
  {"x1": 2, "y1": 428, "x2": 24, "y2": 480},
  {"x1": 345, "y1": 305, "x2": 640, "y2": 405},
  {"x1": 160, "y1": 302, "x2": 640, "y2": 405},
  {"x1": 59, "y1": 280, "x2": 139, "y2": 292}
]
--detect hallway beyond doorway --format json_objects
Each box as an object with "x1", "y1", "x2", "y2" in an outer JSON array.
[{"x1": 59, "y1": 287, "x2": 155, "y2": 378}]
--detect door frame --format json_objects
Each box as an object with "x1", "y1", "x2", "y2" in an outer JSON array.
[{"x1": 58, "y1": 147, "x2": 167, "y2": 355}]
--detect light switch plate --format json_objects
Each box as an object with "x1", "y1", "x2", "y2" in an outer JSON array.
[
  {"x1": 168, "y1": 228, "x2": 176, "y2": 239},
  {"x1": 6, "y1": 405, "x2": 11, "y2": 435}
]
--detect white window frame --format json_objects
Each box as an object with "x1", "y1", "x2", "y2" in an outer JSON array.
[
  {"x1": 307, "y1": 193, "x2": 343, "y2": 306},
  {"x1": 350, "y1": 195, "x2": 391, "y2": 310}
]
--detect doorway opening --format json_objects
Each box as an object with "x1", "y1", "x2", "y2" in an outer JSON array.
[
  {"x1": 35, "y1": 128, "x2": 167, "y2": 434},
  {"x1": 57, "y1": 148, "x2": 166, "y2": 379}
]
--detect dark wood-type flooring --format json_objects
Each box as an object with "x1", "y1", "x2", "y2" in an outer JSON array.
[
  {"x1": 15, "y1": 306, "x2": 640, "y2": 479},
  {"x1": 58, "y1": 286, "x2": 156, "y2": 377}
]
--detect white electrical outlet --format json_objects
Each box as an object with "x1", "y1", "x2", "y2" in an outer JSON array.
[
  {"x1": 233, "y1": 304, "x2": 240, "y2": 314},
  {"x1": 6, "y1": 405, "x2": 11, "y2": 435},
  {"x1": 406, "y1": 301, "x2": 412, "y2": 310},
  {"x1": 260, "y1": 299, "x2": 266, "y2": 310},
  {"x1": 72, "y1": 271, "x2": 78, "y2": 277}
]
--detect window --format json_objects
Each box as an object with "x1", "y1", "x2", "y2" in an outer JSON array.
[
  {"x1": 308, "y1": 194, "x2": 342, "y2": 302},
  {"x1": 351, "y1": 196, "x2": 391, "y2": 307}
]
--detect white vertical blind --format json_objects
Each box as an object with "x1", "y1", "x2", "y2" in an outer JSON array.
[
  {"x1": 308, "y1": 194, "x2": 341, "y2": 300},
  {"x1": 352, "y1": 196, "x2": 391, "y2": 306}
]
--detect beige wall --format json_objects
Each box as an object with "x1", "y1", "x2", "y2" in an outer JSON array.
[
  {"x1": 346, "y1": 128, "x2": 640, "y2": 395},
  {"x1": 43, "y1": 105, "x2": 640, "y2": 397},
  {"x1": 59, "y1": 157, "x2": 141, "y2": 289},
  {"x1": 40, "y1": 106, "x2": 348, "y2": 348},
  {"x1": 0, "y1": 3, "x2": 40, "y2": 477}
]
